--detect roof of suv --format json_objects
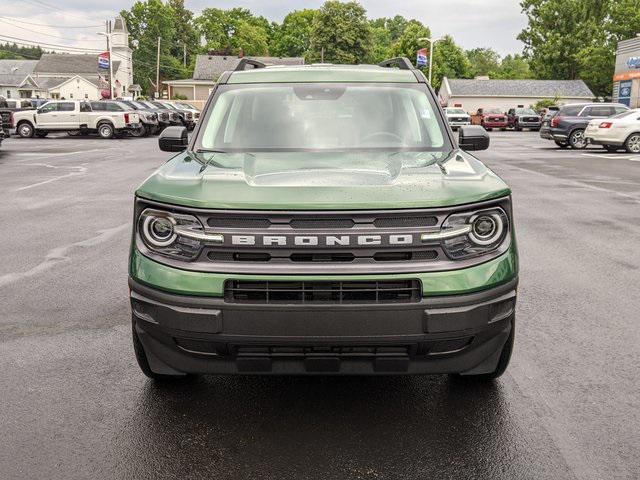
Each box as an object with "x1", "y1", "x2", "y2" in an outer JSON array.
[{"x1": 226, "y1": 65, "x2": 420, "y2": 84}]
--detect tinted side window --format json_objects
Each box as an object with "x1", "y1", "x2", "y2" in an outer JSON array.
[
  {"x1": 80, "y1": 102, "x2": 92, "y2": 112},
  {"x1": 58, "y1": 102, "x2": 75, "y2": 112},
  {"x1": 615, "y1": 106, "x2": 629, "y2": 114},
  {"x1": 91, "y1": 102, "x2": 106, "y2": 111},
  {"x1": 106, "y1": 102, "x2": 124, "y2": 112},
  {"x1": 559, "y1": 105, "x2": 582, "y2": 116},
  {"x1": 39, "y1": 103, "x2": 57, "y2": 113},
  {"x1": 586, "y1": 106, "x2": 614, "y2": 117}
]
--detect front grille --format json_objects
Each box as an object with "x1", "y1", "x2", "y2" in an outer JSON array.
[
  {"x1": 224, "y1": 280, "x2": 422, "y2": 304},
  {"x1": 374, "y1": 216, "x2": 437, "y2": 228},
  {"x1": 207, "y1": 217, "x2": 271, "y2": 229},
  {"x1": 208, "y1": 249, "x2": 438, "y2": 263}
]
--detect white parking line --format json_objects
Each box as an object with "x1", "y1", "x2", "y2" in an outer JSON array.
[
  {"x1": 581, "y1": 153, "x2": 640, "y2": 161},
  {"x1": 15, "y1": 163, "x2": 88, "y2": 191}
]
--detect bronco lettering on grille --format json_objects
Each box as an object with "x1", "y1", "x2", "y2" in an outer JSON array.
[{"x1": 230, "y1": 234, "x2": 415, "y2": 247}]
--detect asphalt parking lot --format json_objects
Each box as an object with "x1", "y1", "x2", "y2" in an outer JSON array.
[{"x1": 1, "y1": 131, "x2": 639, "y2": 480}]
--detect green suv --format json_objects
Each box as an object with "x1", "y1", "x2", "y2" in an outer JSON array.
[{"x1": 129, "y1": 58, "x2": 518, "y2": 380}]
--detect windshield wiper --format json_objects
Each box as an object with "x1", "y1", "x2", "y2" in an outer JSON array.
[{"x1": 195, "y1": 148, "x2": 229, "y2": 154}]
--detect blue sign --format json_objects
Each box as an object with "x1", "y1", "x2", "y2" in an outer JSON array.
[
  {"x1": 625, "y1": 57, "x2": 640, "y2": 69},
  {"x1": 98, "y1": 52, "x2": 110, "y2": 69},
  {"x1": 416, "y1": 48, "x2": 427, "y2": 67},
  {"x1": 619, "y1": 80, "x2": 632, "y2": 106}
]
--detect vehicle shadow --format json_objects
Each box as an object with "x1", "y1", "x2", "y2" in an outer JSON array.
[{"x1": 106, "y1": 374, "x2": 536, "y2": 479}]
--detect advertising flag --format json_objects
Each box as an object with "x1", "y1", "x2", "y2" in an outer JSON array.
[
  {"x1": 416, "y1": 48, "x2": 428, "y2": 67},
  {"x1": 98, "y1": 52, "x2": 110, "y2": 69}
]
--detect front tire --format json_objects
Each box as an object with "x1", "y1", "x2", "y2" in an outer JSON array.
[
  {"x1": 129, "y1": 124, "x2": 147, "y2": 137},
  {"x1": 97, "y1": 122, "x2": 114, "y2": 139},
  {"x1": 17, "y1": 122, "x2": 34, "y2": 138},
  {"x1": 568, "y1": 128, "x2": 587, "y2": 149},
  {"x1": 624, "y1": 133, "x2": 640, "y2": 153}
]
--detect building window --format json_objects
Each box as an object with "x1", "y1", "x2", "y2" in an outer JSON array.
[
  {"x1": 70, "y1": 93, "x2": 74, "y2": 99},
  {"x1": 85, "y1": 94, "x2": 88, "y2": 99},
  {"x1": 6, "y1": 90, "x2": 10, "y2": 98}
]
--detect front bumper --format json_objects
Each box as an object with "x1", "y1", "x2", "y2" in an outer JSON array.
[
  {"x1": 517, "y1": 122, "x2": 541, "y2": 128},
  {"x1": 129, "y1": 248, "x2": 518, "y2": 376},
  {"x1": 483, "y1": 121, "x2": 508, "y2": 128}
]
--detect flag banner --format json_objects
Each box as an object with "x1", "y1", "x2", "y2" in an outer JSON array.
[
  {"x1": 416, "y1": 48, "x2": 428, "y2": 67},
  {"x1": 98, "y1": 52, "x2": 110, "y2": 69}
]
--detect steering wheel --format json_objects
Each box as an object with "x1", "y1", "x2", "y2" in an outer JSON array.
[{"x1": 361, "y1": 131, "x2": 403, "y2": 144}]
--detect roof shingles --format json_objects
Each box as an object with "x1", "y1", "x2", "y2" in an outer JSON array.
[
  {"x1": 193, "y1": 55, "x2": 304, "y2": 80},
  {"x1": 445, "y1": 78, "x2": 594, "y2": 98}
]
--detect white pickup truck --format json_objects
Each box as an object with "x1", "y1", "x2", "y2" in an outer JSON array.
[{"x1": 12, "y1": 100, "x2": 140, "y2": 139}]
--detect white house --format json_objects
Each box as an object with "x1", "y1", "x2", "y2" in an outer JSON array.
[
  {"x1": 0, "y1": 59, "x2": 38, "y2": 99},
  {"x1": 438, "y1": 77, "x2": 595, "y2": 113},
  {"x1": 0, "y1": 16, "x2": 137, "y2": 101}
]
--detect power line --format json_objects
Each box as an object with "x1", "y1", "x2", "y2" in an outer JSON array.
[
  {"x1": 0, "y1": 18, "x2": 103, "y2": 43},
  {"x1": 0, "y1": 33, "x2": 103, "y2": 52},
  {"x1": 17, "y1": 0, "x2": 101, "y2": 23},
  {"x1": 0, "y1": 15, "x2": 102, "y2": 28}
]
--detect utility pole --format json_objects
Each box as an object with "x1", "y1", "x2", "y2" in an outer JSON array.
[
  {"x1": 156, "y1": 36, "x2": 161, "y2": 98},
  {"x1": 321, "y1": 47, "x2": 324, "y2": 63},
  {"x1": 183, "y1": 44, "x2": 186, "y2": 67},
  {"x1": 418, "y1": 36, "x2": 442, "y2": 85},
  {"x1": 108, "y1": 20, "x2": 114, "y2": 98}
]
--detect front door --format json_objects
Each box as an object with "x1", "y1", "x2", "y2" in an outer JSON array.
[{"x1": 34, "y1": 102, "x2": 59, "y2": 128}]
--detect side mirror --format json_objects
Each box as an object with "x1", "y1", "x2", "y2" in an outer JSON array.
[
  {"x1": 459, "y1": 125, "x2": 490, "y2": 151},
  {"x1": 159, "y1": 126, "x2": 188, "y2": 152}
]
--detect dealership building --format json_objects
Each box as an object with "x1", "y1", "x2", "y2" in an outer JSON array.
[{"x1": 613, "y1": 36, "x2": 640, "y2": 107}]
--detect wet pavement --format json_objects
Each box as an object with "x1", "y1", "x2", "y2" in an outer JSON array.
[{"x1": 1, "y1": 132, "x2": 638, "y2": 479}]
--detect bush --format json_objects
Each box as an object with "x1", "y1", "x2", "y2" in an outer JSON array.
[
  {"x1": 532, "y1": 98, "x2": 558, "y2": 111},
  {"x1": 172, "y1": 93, "x2": 188, "y2": 100}
]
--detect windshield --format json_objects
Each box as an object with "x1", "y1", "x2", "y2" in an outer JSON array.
[
  {"x1": 178, "y1": 103, "x2": 195, "y2": 109},
  {"x1": 484, "y1": 108, "x2": 502, "y2": 114},
  {"x1": 151, "y1": 101, "x2": 171, "y2": 109},
  {"x1": 198, "y1": 84, "x2": 447, "y2": 152},
  {"x1": 516, "y1": 108, "x2": 536, "y2": 115},
  {"x1": 446, "y1": 108, "x2": 466, "y2": 114}
]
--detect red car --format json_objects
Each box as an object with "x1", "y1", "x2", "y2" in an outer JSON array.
[{"x1": 474, "y1": 107, "x2": 508, "y2": 131}]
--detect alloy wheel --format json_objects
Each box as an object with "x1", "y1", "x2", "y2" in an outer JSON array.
[
  {"x1": 626, "y1": 134, "x2": 640, "y2": 153},
  {"x1": 569, "y1": 129, "x2": 587, "y2": 149}
]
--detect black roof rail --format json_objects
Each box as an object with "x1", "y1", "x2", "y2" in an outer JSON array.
[
  {"x1": 234, "y1": 58, "x2": 267, "y2": 71},
  {"x1": 378, "y1": 57, "x2": 415, "y2": 70}
]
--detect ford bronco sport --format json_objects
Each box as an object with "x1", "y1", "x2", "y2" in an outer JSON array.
[{"x1": 129, "y1": 57, "x2": 518, "y2": 380}]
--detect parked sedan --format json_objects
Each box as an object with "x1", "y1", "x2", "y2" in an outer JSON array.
[
  {"x1": 584, "y1": 109, "x2": 640, "y2": 153},
  {"x1": 507, "y1": 107, "x2": 542, "y2": 131},
  {"x1": 543, "y1": 102, "x2": 629, "y2": 149},
  {"x1": 443, "y1": 107, "x2": 470, "y2": 130}
]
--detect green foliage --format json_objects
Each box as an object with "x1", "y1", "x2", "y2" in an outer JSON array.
[
  {"x1": 467, "y1": 48, "x2": 501, "y2": 77},
  {"x1": 270, "y1": 9, "x2": 316, "y2": 58},
  {"x1": 121, "y1": 0, "x2": 190, "y2": 96},
  {"x1": 0, "y1": 42, "x2": 44, "y2": 60},
  {"x1": 431, "y1": 36, "x2": 472, "y2": 90},
  {"x1": 491, "y1": 54, "x2": 532, "y2": 79},
  {"x1": 196, "y1": 7, "x2": 270, "y2": 56},
  {"x1": 308, "y1": 1, "x2": 372, "y2": 64},
  {"x1": 168, "y1": 0, "x2": 199, "y2": 69},
  {"x1": 532, "y1": 97, "x2": 559, "y2": 111},
  {"x1": 390, "y1": 21, "x2": 431, "y2": 63},
  {"x1": 518, "y1": 0, "x2": 614, "y2": 96},
  {"x1": 172, "y1": 93, "x2": 188, "y2": 100},
  {"x1": 367, "y1": 25, "x2": 393, "y2": 63}
]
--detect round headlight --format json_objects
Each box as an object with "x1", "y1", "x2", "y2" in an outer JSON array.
[
  {"x1": 142, "y1": 215, "x2": 176, "y2": 247},
  {"x1": 469, "y1": 213, "x2": 503, "y2": 245}
]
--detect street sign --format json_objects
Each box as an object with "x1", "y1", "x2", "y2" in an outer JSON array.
[
  {"x1": 98, "y1": 52, "x2": 110, "y2": 69},
  {"x1": 416, "y1": 48, "x2": 428, "y2": 67}
]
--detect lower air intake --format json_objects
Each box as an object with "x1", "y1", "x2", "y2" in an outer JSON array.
[{"x1": 224, "y1": 280, "x2": 422, "y2": 304}]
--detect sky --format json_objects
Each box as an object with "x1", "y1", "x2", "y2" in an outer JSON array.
[{"x1": 0, "y1": 0, "x2": 527, "y2": 58}]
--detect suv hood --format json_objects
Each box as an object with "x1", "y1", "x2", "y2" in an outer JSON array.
[{"x1": 136, "y1": 150, "x2": 510, "y2": 210}]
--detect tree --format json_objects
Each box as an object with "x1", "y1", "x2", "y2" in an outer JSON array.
[
  {"x1": 370, "y1": 15, "x2": 409, "y2": 41},
  {"x1": 270, "y1": 9, "x2": 316, "y2": 58},
  {"x1": 431, "y1": 35, "x2": 471, "y2": 89},
  {"x1": 121, "y1": 0, "x2": 189, "y2": 96},
  {"x1": 168, "y1": 0, "x2": 199, "y2": 69},
  {"x1": 308, "y1": 1, "x2": 372, "y2": 64},
  {"x1": 196, "y1": 7, "x2": 270, "y2": 56},
  {"x1": 390, "y1": 20, "x2": 430, "y2": 65},
  {"x1": 467, "y1": 48, "x2": 501, "y2": 77},
  {"x1": 518, "y1": 0, "x2": 613, "y2": 96},
  {"x1": 492, "y1": 54, "x2": 531, "y2": 79},
  {"x1": 367, "y1": 25, "x2": 393, "y2": 63}
]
